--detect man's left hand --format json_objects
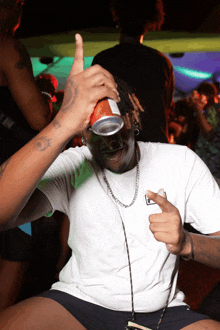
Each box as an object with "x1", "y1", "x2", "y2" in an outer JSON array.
[{"x1": 146, "y1": 189, "x2": 186, "y2": 255}]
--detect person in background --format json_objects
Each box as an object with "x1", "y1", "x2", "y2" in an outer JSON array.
[
  {"x1": 0, "y1": 0, "x2": 50, "y2": 160},
  {"x1": 168, "y1": 98, "x2": 200, "y2": 150},
  {"x1": 92, "y1": 0, "x2": 174, "y2": 143},
  {"x1": 0, "y1": 0, "x2": 50, "y2": 310},
  {"x1": 0, "y1": 34, "x2": 220, "y2": 330},
  {"x1": 35, "y1": 73, "x2": 58, "y2": 118},
  {"x1": 52, "y1": 89, "x2": 64, "y2": 116},
  {"x1": 189, "y1": 82, "x2": 220, "y2": 185}
]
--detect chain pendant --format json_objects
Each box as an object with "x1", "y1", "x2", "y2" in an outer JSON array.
[
  {"x1": 102, "y1": 149, "x2": 139, "y2": 208},
  {"x1": 126, "y1": 321, "x2": 153, "y2": 330}
]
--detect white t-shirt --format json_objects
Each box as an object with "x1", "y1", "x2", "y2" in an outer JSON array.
[{"x1": 38, "y1": 142, "x2": 220, "y2": 313}]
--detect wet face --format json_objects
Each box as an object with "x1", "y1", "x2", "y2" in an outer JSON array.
[{"x1": 83, "y1": 125, "x2": 137, "y2": 174}]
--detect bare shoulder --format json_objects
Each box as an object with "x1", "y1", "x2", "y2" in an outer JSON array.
[{"x1": 0, "y1": 35, "x2": 32, "y2": 72}]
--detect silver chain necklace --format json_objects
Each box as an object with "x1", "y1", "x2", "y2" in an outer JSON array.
[
  {"x1": 101, "y1": 147, "x2": 171, "y2": 329},
  {"x1": 119, "y1": 211, "x2": 171, "y2": 330},
  {"x1": 101, "y1": 149, "x2": 139, "y2": 208}
]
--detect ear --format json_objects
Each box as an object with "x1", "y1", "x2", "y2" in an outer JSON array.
[
  {"x1": 133, "y1": 121, "x2": 140, "y2": 136},
  {"x1": 81, "y1": 136, "x2": 86, "y2": 145},
  {"x1": 81, "y1": 128, "x2": 92, "y2": 144}
]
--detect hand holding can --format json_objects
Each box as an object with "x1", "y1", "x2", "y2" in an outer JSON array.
[{"x1": 90, "y1": 98, "x2": 124, "y2": 136}]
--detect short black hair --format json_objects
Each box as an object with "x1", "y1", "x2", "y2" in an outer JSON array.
[
  {"x1": 197, "y1": 82, "x2": 218, "y2": 101},
  {"x1": 110, "y1": 0, "x2": 165, "y2": 36}
]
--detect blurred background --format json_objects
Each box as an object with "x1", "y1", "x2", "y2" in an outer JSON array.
[{"x1": 16, "y1": 0, "x2": 220, "y2": 100}]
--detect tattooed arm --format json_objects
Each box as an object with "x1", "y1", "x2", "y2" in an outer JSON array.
[
  {"x1": 184, "y1": 231, "x2": 220, "y2": 269},
  {"x1": 0, "y1": 34, "x2": 119, "y2": 227},
  {"x1": 0, "y1": 35, "x2": 50, "y2": 131}
]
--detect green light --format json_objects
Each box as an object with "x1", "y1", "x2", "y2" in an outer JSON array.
[
  {"x1": 174, "y1": 66, "x2": 212, "y2": 79},
  {"x1": 31, "y1": 57, "x2": 94, "y2": 77}
]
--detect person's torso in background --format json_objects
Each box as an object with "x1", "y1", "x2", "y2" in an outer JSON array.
[
  {"x1": 196, "y1": 103, "x2": 220, "y2": 178},
  {"x1": 92, "y1": 44, "x2": 174, "y2": 143},
  {"x1": 0, "y1": 85, "x2": 37, "y2": 163}
]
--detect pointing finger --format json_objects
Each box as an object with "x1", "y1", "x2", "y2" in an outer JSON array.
[
  {"x1": 146, "y1": 189, "x2": 177, "y2": 213},
  {"x1": 70, "y1": 34, "x2": 84, "y2": 76}
]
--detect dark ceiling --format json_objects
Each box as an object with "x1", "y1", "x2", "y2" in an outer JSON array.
[{"x1": 16, "y1": 0, "x2": 220, "y2": 38}]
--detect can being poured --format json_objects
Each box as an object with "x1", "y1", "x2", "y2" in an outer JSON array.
[{"x1": 90, "y1": 98, "x2": 124, "y2": 136}]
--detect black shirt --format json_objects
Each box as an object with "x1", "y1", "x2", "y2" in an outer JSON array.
[{"x1": 92, "y1": 43, "x2": 174, "y2": 143}]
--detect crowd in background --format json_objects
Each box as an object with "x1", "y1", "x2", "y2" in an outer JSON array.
[{"x1": 168, "y1": 81, "x2": 220, "y2": 186}]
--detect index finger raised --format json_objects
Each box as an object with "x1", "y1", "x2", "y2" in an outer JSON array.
[
  {"x1": 69, "y1": 34, "x2": 84, "y2": 76},
  {"x1": 146, "y1": 190, "x2": 177, "y2": 213}
]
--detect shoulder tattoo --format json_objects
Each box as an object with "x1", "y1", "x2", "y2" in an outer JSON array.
[
  {"x1": 33, "y1": 137, "x2": 52, "y2": 151},
  {"x1": 13, "y1": 39, "x2": 32, "y2": 71}
]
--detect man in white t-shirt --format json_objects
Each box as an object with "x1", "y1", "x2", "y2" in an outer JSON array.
[{"x1": 0, "y1": 34, "x2": 220, "y2": 330}]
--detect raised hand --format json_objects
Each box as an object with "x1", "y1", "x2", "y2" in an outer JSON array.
[
  {"x1": 187, "y1": 90, "x2": 207, "y2": 113},
  {"x1": 58, "y1": 34, "x2": 120, "y2": 134},
  {"x1": 146, "y1": 189, "x2": 187, "y2": 255}
]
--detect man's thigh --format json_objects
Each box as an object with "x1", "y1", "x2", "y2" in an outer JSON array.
[
  {"x1": 0, "y1": 296, "x2": 87, "y2": 330},
  {"x1": 182, "y1": 319, "x2": 220, "y2": 329},
  {"x1": 0, "y1": 258, "x2": 29, "y2": 310}
]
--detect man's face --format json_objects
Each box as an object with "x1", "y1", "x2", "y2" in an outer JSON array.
[{"x1": 83, "y1": 125, "x2": 136, "y2": 174}]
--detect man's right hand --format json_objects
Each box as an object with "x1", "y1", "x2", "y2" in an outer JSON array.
[{"x1": 56, "y1": 34, "x2": 120, "y2": 134}]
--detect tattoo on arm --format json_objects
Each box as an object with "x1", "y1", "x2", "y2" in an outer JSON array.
[
  {"x1": 198, "y1": 238, "x2": 206, "y2": 245},
  {"x1": 53, "y1": 118, "x2": 61, "y2": 130},
  {"x1": 13, "y1": 39, "x2": 32, "y2": 71},
  {"x1": 60, "y1": 79, "x2": 78, "y2": 113},
  {"x1": 0, "y1": 158, "x2": 11, "y2": 179},
  {"x1": 33, "y1": 137, "x2": 52, "y2": 151}
]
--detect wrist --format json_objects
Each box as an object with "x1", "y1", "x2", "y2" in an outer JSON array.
[
  {"x1": 53, "y1": 112, "x2": 84, "y2": 138},
  {"x1": 180, "y1": 230, "x2": 194, "y2": 260}
]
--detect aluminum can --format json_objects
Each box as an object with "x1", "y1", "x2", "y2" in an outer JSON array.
[{"x1": 90, "y1": 98, "x2": 124, "y2": 136}]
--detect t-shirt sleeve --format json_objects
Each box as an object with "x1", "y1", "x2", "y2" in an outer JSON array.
[
  {"x1": 37, "y1": 148, "x2": 88, "y2": 216},
  {"x1": 184, "y1": 147, "x2": 220, "y2": 234}
]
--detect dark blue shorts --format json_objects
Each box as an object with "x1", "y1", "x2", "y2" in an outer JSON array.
[{"x1": 39, "y1": 290, "x2": 210, "y2": 330}]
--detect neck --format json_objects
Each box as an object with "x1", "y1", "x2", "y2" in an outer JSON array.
[
  {"x1": 125, "y1": 143, "x2": 140, "y2": 173},
  {"x1": 119, "y1": 34, "x2": 143, "y2": 45}
]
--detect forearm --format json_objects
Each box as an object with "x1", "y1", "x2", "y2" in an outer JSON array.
[
  {"x1": 0, "y1": 117, "x2": 73, "y2": 224},
  {"x1": 180, "y1": 231, "x2": 220, "y2": 269},
  {"x1": 0, "y1": 33, "x2": 120, "y2": 227}
]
